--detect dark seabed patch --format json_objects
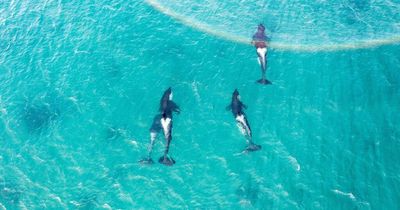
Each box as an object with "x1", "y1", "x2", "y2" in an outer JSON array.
[
  {"x1": 0, "y1": 179, "x2": 23, "y2": 207},
  {"x1": 236, "y1": 176, "x2": 260, "y2": 206},
  {"x1": 20, "y1": 91, "x2": 77, "y2": 134},
  {"x1": 98, "y1": 55, "x2": 123, "y2": 81},
  {"x1": 348, "y1": 0, "x2": 370, "y2": 11},
  {"x1": 23, "y1": 103, "x2": 59, "y2": 132}
]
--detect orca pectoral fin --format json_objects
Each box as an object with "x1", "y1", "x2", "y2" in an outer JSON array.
[
  {"x1": 139, "y1": 157, "x2": 154, "y2": 165},
  {"x1": 158, "y1": 156, "x2": 175, "y2": 166},
  {"x1": 226, "y1": 105, "x2": 232, "y2": 111},
  {"x1": 243, "y1": 144, "x2": 262, "y2": 153},
  {"x1": 170, "y1": 102, "x2": 181, "y2": 114},
  {"x1": 257, "y1": 78, "x2": 272, "y2": 85}
]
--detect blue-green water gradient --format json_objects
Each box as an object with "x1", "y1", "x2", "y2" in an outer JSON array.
[{"x1": 0, "y1": 1, "x2": 399, "y2": 209}]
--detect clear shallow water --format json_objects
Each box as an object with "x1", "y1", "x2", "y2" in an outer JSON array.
[
  {"x1": 0, "y1": 0, "x2": 400, "y2": 209},
  {"x1": 147, "y1": 0, "x2": 400, "y2": 50}
]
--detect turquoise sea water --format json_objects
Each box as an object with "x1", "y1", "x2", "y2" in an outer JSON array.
[{"x1": 1, "y1": 0, "x2": 400, "y2": 209}]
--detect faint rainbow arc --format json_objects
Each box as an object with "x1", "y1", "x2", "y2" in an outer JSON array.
[{"x1": 146, "y1": 0, "x2": 400, "y2": 51}]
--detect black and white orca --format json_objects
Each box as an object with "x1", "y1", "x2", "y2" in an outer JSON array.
[
  {"x1": 140, "y1": 87, "x2": 180, "y2": 166},
  {"x1": 252, "y1": 24, "x2": 272, "y2": 85},
  {"x1": 227, "y1": 89, "x2": 261, "y2": 152}
]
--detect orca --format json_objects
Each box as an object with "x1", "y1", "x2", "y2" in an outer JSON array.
[
  {"x1": 252, "y1": 24, "x2": 272, "y2": 85},
  {"x1": 227, "y1": 89, "x2": 261, "y2": 152},
  {"x1": 140, "y1": 87, "x2": 180, "y2": 166}
]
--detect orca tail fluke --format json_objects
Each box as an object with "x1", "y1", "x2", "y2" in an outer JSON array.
[
  {"x1": 257, "y1": 78, "x2": 272, "y2": 85},
  {"x1": 244, "y1": 143, "x2": 262, "y2": 153},
  {"x1": 139, "y1": 157, "x2": 154, "y2": 165},
  {"x1": 159, "y1": 156, "x2": 175, "y2": 166}
]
